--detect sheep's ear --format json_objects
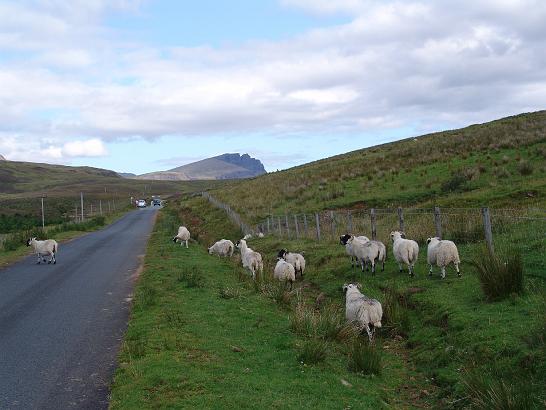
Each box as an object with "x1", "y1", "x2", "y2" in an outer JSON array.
[
  {"x1": 342, "y1": 284, "x2": 348, "y2": 292},
  {"x1": 400, "y1": 232, "x2": 406, "y2": 238},
  {"x1": 356, "y1": 283, "x2": 362, "y2": 289}
]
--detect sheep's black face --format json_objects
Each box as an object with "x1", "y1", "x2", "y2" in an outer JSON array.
[
  {"x1": 277, "y1": 249, "x2": 287, "y2": 258},
  {"x1": 340, "y1": 234, "x2": 351, "y2": 245},
  {"x1": 426, "y1": 238, "x2": 431, "y2": 244},
  {"x1": 172, "y1": 237, "x2": 177, "y2": 243},
  {"x1": 26, "y1": 238, "x2": 32, "y2": 247}
]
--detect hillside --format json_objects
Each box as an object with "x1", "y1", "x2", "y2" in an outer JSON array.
[
  {"x1": 211, "y1": 111, "x2": 546, "y2": 221},
  {"x1": 136, "y1": 153, "x2": 266, "y2": 180}
]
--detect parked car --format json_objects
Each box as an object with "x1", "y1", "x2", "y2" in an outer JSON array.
[
  {"x1": 136, "y1": 199, "x2": 147, "y2": 208},
  {"x1": 152, "y1": 198, "x2": 161, "y2": 206}
]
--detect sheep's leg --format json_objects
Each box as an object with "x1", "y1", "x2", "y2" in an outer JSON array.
[
  {"x1": 455, "y1": 263, "x2": 461, "y2": 277},
  {"x1": 381, "y1": 259, "x2": 385, "y2": 272},
  {"x1": 441, "y1": 266, "x2": 446, "y2": 279},
  {"x1": 365, "y1": 260, "x2": 369, "y2": 271},
  {"x1": 185, "y1": 240, "x2": 188, "y2": 248},
  {"x1": 398, "y1": 262, "x2": 403, "y2": 272},
  {"x1": 371, "y1": 260, "x2": 376, "y2": 275},
  {"x1": 409, "y1": 264, "x2": 414, "y2": 277},
  {"x1": 37, "y1": 253, "x2": 42, "y2": 264},
  {"x1": 360, "y1": 259, "x2": 365, "y2": 272},
  {"x1": 428, "y1": 264, "x2": 433, "y2": 276},
  {"x1": 364, "y1": 324, "x2": 373, "y2": 342}
]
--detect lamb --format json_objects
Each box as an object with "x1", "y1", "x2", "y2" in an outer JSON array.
[
  {"x1": 236, "y1": 239, "x2": 263, "y2": 280},
  {"x1": 208, "y1": 239, "x2": 234, "y2": 257},
  {"x1": 172, "y1": 226, "x2": 190, "y2": 248},
  {"x1": 273, "y1": 259, "x2": 296, "y2": 289},
  {"x1": 343, "y1": 283, "x2": 383, "y2": 342},
  {"x1": 277, "y1": 249, "x2": 306, "y2": 278},
  {"x1": 339, "y1": 234, "x2": 369, "y2": 268},
  {"x1": 26, "y1": 237, "x2": 58, "y2": 264},
  {"x1": 390, "y1": 231, "x2": 419, "y2": 276},
  {"x1": 426, "y1": 237, "x2": 461, "y2": 279}
]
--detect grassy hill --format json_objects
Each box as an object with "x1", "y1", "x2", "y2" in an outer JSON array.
[
  {"x1": 211, "y1": 111, "x2": 546, "y2": 221},
  {"x1": 0, "y1": 160, "x2": 225, "y2": 232}
]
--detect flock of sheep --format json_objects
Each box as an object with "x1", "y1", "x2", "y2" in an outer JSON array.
[{"x1": 172, "y1": 224, "x2": 462, "y2": 342}]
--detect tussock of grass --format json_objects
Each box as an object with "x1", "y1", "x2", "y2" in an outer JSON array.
[
  {"x1": 297, "y1": 340, "x2": 328, "y2": 365},
  {"x1": 218, "y1": 286, "x2": 241, "y2": 299},
  {"x1": 473, "y1": 247, "x2": 524, "y2": 301},
  {"x1": 347, "y1": 341, "x2": 382, "y2": 376},
  {"x1": 382, "y1": 287, "x2": 411, "y2": 337},
  {"x1": 464, "y1": 372, "x2": 541, "y2": 410},
  {"x1": 177, "y1": 267, "x2": 205, "y2": 288},
  {"x1": 290, "y1": 303, "x2": 345, "y2": 341}
]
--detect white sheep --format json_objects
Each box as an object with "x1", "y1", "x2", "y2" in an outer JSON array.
[
  {"x1": 426, "y1": 237, "x2": 461, "y2": 279},
  {"x1": 172, "y1": 226, "x2": 190, "y2": 248},
  {"x1": 208, "y1": 239, "x2": 234, "y2": 257},
  {"x1": 273, "y1": 259, "x2": 296, "y2": 289},
  {"x1": 26, "y1": 237, "x2": 58, "y2": 264},
  {"x1": 390, "y1": 231, "x2": 419, "y2": 276},
  {"x1": 243, "y1": 233, "x2": 253, "y2": 240},
  {"x1": 236, "y1": 239, "x2": 263, "y2": 280},
  {"x1": 339, "y1": 234, "x2": 369, "y2": 268},
  {"x1": 343, "y1": 283, "x2": 383, "y2": 342},
  {"x1": 257, "y1": 232, "x2": 265, "y2": 238},
  {"x1": 277, "y1": 249, "x2": 306, "y2": 278}
]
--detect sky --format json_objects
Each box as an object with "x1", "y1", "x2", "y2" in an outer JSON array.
[{"x1": 0, "y1": 0, "x2": 545, "y2": 174}]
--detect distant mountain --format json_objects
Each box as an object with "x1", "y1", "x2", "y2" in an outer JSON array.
[
  {"x1": 118, "y1": 172, "x2": 136, "y2": 178},
  {"x1": 136, "y1": 153, "x2": 266, "y2": 181}
]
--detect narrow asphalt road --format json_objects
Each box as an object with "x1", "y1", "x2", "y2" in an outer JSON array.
[{"x1": 0, "y1": 207, "x2": 158, "y2": 409}]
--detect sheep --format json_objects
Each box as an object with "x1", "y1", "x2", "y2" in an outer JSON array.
[
  {"x1": 208, "y1": 239, "x2": 234, "y2": 257},
  {"x1": 340, "y1": 234, "x2": 387, "y2": 272},
  {"x1": 426, "y1": 237, "x2": 461, "y2": 279},
  {"x1": 257, "y1": 232, "x2": 265, "y2": 238},
  {"x1": 26, "y1": 237, "x2": 58, "y2": 264},
  {"x1": 339, "y1": 234, "x2": 369, "y2": 268},
  {"x1": 342, "y1": 283, "x2": 383, "y2": 342},
  {"x1": 390, "y1": 231, "x2": 419, "y2": 276},
  {"x1": 273, "y1": 258, "x2": 296, "y2": 289},
  {"x1": 172, "y1": 226, "x2": 190, "y2": 248},
  {"x1": 236, "y1": 239, "x2": 263, "y2": 280},
  {"x1": 277, "y1": 249, "x2": 306, "y2": 278},
  {"x1": 243, "y1": 233, "x2": 253, "y2": 240}
]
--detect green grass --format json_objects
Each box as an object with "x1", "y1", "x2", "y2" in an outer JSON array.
[
  {"x1": 171, "y1": 196, "x2": 545, "y2": 407},
  {"x1": 110, "y1": 208, "x2": 406, "y2": 409}
]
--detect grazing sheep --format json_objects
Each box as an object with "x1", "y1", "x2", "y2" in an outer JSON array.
[
  {"x1": 236, "y1": 239, "x2": 263, "y2": 280},
  {"x1": 426, "y1": 237, "x2": 461, "y2": 278},
  {"x1": 343, "y1": 283, "x2": 383, "y2": 342},
  {"x1": 26, "y1": 237, "x2": 58, "y2": 264},
  {"x1": 257, "y1": 232, "x2": 265, "y2": 238},
  {"x1": 273, "y1": 259, "x2": 296, "y2": 289},
  {"x1": 390, "y1": 231, "x2": 419, "y2": 276},
  {"x1": 172, "y1": 226, "x2": 190, "y2": 248},
  {"x1": 277, "y1": 249, "x2": 306, "y2": 278},
  {"x1": 208, "y1": 239, "x2": 234, "y2": 257},
  {"x1": 243, "y1": 233, "x2": 253, "y2": 240},
  {"x1": 339, "y1": 234, "x2": 369, "y2": 268}
]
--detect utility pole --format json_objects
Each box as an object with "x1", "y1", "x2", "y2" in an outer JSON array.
[
  {"x1": 81, "y1": 192, "x2": 84, "y2": 222},
  {"x1": 41, "y1": 195, "x2": 45, "y2": 229}
]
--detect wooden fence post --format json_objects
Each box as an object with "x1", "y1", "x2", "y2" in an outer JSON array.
[
  {"x1": 294, "y1": 215, "x2": 300, "y2": 239},
  {"x1": 330, "y1": 210, "x2": 336, "y2": 239},
  {"x1": 370, "y1": 208, "x2": 377, "y2": 240},
  {"x1": 315, "y1": 213, "x2": 321, "y2": 241},
  {"x1": 397, "y1": 207, "x2": 405, "y2": 232},
  {"x1": 285, "y1": 214, "x2": 290, "y2": 238},
  {"x1": 434, "y1": 206, "x2": 442, "y2": 238},
  {"x1": 278, "y1": 216, "x2": 282, "y2": 237},
  {"x1": 267, "y1": 217, "x2": 270, "y2": 233},
  {"x1": 303, "y1": 214, "x2": 309, "y2": 238},
  {"x1": 481, "y1": 207, "x2": 494, "y2": 253},
  {"x1": 347, "y1": 211, "x2": 353, "y2": 233}
]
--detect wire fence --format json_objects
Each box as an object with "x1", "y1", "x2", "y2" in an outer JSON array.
[{"x1": 256, "y1": 207, "x2": 546, "y2": 250}]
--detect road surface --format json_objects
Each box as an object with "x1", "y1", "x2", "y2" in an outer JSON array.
[{"x1": 0, "y1": 207, "x2": 158, "y2": 409}]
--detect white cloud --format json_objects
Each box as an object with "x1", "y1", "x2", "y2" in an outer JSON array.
[{"x1": 62, "y1": 138, "x2": 108, "y2": 157}]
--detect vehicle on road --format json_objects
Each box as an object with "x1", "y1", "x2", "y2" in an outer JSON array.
[
  {"x1": 136, "y1": 199, "x2": 147, "y2": 208},
  {"x1": 152, "y1": 198, "x2": 161, "y2": 206}
]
